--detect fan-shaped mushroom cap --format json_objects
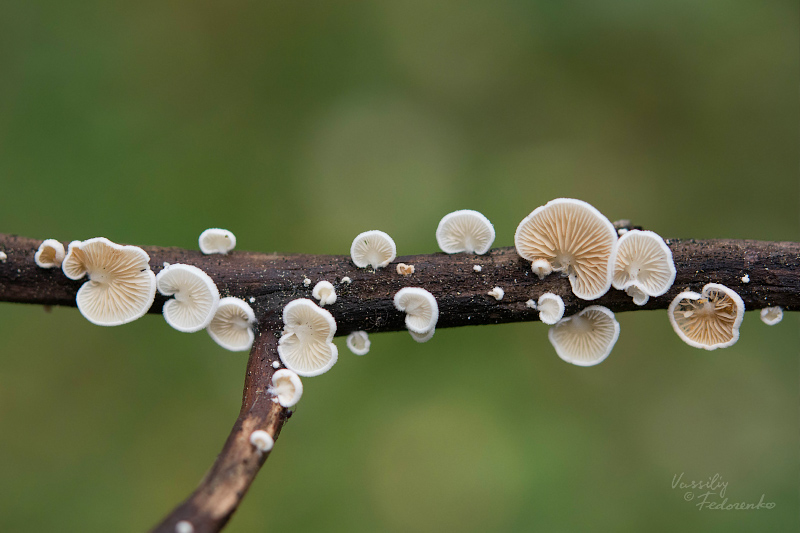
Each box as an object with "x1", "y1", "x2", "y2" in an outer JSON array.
[
  {"x1": 668, "y1": 283, "x2": 744, "y2": 350},
  {"x1": 350, "y1": 230, "x2": 396, "y2": 269},
  {"x1": 207, "y1": 297, "x2": 255, "y2": 351},
  {"x1": 62, "y1": 237, "x2": 156, "y2": 326},
  {"x1": 611, "y1": 230, "x2": 675, "y2": 306},
  {"x1": 268, "y1": 369, "x2": 303, "y2": 407},
  {"x1": 393, "y1": 287, "x2": 439, "y2": 334},
  {"x1": 760, "y1": 306, "x2": 783, "y2": 326},
  {"x1": 537, "y1": 292, "x2": 565, "y2": 325},
  {"x1": 514, "y1": 198, "x2": 617, "y2": 300},
  {"x1": 249, "y1": 430, "x2": 274, "y2": 452},
  {"x1": 277, "y1": 299, "x2": 338, "y2": 377},
  {"x1": 35, "y1": 239, "x2": 65, "y2": 268},
  {"x1": 548, "y1": 305, "x2": 620, "y2": 366},
  {"x1": 156, "y1": 264, "x2": 220, "y2": 332},
  {"x1": 409, "y1": 328, "x2": 435, "y2": 343},
  {"x1": 198, "y1": 228, "x2": 236, "y2": 255},
  {"x1": 346, "y1": 330, "x2": 371, "y2": 355},
  {"x1": 312, "y1": 280, "x2": 337, "y2": 306},
  {"x1": 435, "y1": 209, "x2": 495, "y2": 254}
]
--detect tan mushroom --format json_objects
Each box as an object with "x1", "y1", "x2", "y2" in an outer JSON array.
[{"x1": 668, "y1": 283, "x2": 744, "y2": 350}]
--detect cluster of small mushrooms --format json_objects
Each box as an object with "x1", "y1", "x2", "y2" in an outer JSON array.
[{"x1": 29, "y1": 198, "x2": 783, "y2": 456}]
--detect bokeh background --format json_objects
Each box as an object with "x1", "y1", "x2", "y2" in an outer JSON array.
[{"x1": 0, "y1": 1, "x2": 797, "y2": 532}]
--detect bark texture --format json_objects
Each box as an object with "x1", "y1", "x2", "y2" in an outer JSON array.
[{"x1": 0, "y1": 232, "x2": 798, "y2": 532}]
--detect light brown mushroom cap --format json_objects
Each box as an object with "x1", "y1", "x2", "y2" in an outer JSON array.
[
  {"x1": 668, "y1": 283, "x2": 744, "y2": 350},
  {"x1": 611, "y1": 230, "x2": 675, "y2": 305},
  {"x1": 548, "y1": 305, "x2": 620, "y2": 366},
  {"x1": 156, "y1": 264, "x2": 220, "y2": 332},
  {"x1": 62, "y1": 237, "x2": 156, "y2": 326},
  {"x1": 207, "y1": 297, "x2": 255, "y2": 351},
  {"x1": 514, "y1": 198, "x2": 617, "y2": 300},
  {"x1": 35, "y1": 239, "x2": 65, "y2": 268},
  {"x1": 435, "y1": 209, "x2": 495, "y2": 254},
  {"x1": 350, "y1": 230, "x2": 396, "y2": 269},
  {"x1": 277, "y1": 298, "x2": 338, "y2": 376}
]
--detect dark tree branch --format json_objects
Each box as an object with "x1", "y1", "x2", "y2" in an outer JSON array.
[{"x1": 1, "y1": 232, "x2": 798, "y2": 532}]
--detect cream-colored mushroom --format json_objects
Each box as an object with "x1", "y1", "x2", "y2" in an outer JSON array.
[
  {"x1": 62, "y1": 237, "x2": 156, "y2": 326},
  {"x1": 207, "y1": 297, "x2": 255, "y2": 351},
  {"x1": 514, "y1": 198, "x2": 617, "y2": 300},
  {"x1": 393, "y1": 287, "x2": 439, "y2": 334},
  {"x1": 350, "y1": 230, "x2": 396, "y2": 269},
  {"x1": 198, "y1": 228, "x2": 236, "y2": 254},
  {"x1": 249, "y1": 430, "x2": 274, "y2": 452},
  {"x1": 156, "y1": 264, "x2": 220, "y2": 332},
  {"x1": 268, "y1": 369, "x2": 303, "y2": 407},
  {"x1": 537, "y1": 293, "x2": 565, "y2": 325},
  {"x1": 548, "y1": 305, "x2": 620, "y2": 366},
  {"x1": 34, "y1": 239, "x2": 65, "y2": 268},
  {"x1": 346, "y1": 330, "x2": 371, "y2": 355},
  {"x1": 435, "y1": 209, "x2": 495, "y2": 254},
  {"x1": 668, "y1": 283, "x2": 744, "y2": 350},
  {"x1": 409, "y1": 328, "x2": 435, "y2": 343},
  {"x1": 760, "y1": 306, "x2": 783, "y2": 326},
  {"x1": 487, "y1": 287, "x2": 504, "y2": 300},
  {"x1": 396, "y1": 263, "x2": 415, "y2": 276},
  {"x1": 611, "y1": 230, "x2": 675, "y2": 306},
  {"x1": 277, "y1": 298, "x2": 338, "y2": 377},
  {"x1": 312, "y1": 280, "x2": 337, "y2": 306}
]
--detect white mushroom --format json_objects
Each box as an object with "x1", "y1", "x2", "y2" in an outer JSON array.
[
  {"x1": 393, "y1": 287, "x2": 439, "y2": 334},
  {"x1": 311, "y1": 280, "x2": 337, "y2": 306},
  {"x1": 741, "y1": 274, "x2": 750, "y2": 283},
  {"x1": 34, "y1": 239, "x2": 65, "y2": 268},
  {"x1": 537, "y1": 293, "x2": 565, "y2": 325},
  {"x1": 277, "y1": 298, "x2": 338, "y2": 377},
  {"x1": 487, "y1": 287, "x2": 504, "y2": 300},
  {"x1": 268, "y1": 369, "x2": 303, "y2": 407},
  {"x1": 175, "y1": 521, "x2": 194, "y2": 533},
  {"x1": 0, "y1": 251, "x2": 6, "y2": 262},
  {"x1": 396, "y1": 263, "x2": 415, "y2": 276},
  {"x1": 346, "y1": 330, "x2": 371, "y2": 355},
  {"x1": 668, "y1": 283, "x2": 744, "y2": 350},
  {"x1": 514, "y1": 198, "x2": 617, "y2": 300},
  {"x1": 525, "y1": 299, "x2": 537, "y2": 309},
  {"x1": 760, "y1": 306, "x2": 783, "y2": 326},
  {"x1": 156, "y1": 264, "x2": 220, "y2": 332},
  {"x1": 409, "y1": 328, "x2": 435, "y2": 343},
  {"x1": 435, "y1": 209, "x2": 495, "y2": 254},
  {"x1": 548, "y1": 305, "x2": 620, "y2": 366},
  {"x1": 341, "y1": 276, "x2": 352, "y2": 284},
  {"x1": 207, "y1": 297, "x2": 255, "y2": 351},
  {"x1": 303, "y1": 277, "x2": 311, "y2": 287},
  {"x1": 473, "y1": 265, "x2": 482, "y2": 272},
  {"x1": 198, "y1": 228, "x2": 236, "y2": 254},
  {"x1": 62, "y1": 237, "x2": 156, "y2": 326},
  {"x1": 350, "y1": 230, "x2": 396, "y2": 269},
  {"x1": 611, "y1": 230, "x2": 676, "y2": 306},
  {"x1": 249, "y1": 430, "x2": 274, "y2": 452},
  {"x1": 271, "y1": 360, "x2": 281, "y2": 369}
]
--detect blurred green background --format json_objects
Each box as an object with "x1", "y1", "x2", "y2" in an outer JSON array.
[{"x1": 0, "y1": 1, "x2": 797, "y2": 532}]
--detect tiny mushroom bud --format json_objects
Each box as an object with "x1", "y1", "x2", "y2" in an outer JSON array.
[
  {"x1": 435, "y1": 209, "x2": 495, "y2": 254},
  {"x1": 488, "y1": 287, "x2": 504, "y2": 300},
  {"x1": 268, "y1": 369, "x2": 303, "y2": 407},
  {"x1": 303, "y1": 277, "x2": 311, "y2": 287},
  {"x1": 537, "y1": 292, "x2": 565, "y2": 325},
  {"x1": 34, "y1": 239, "x2": 65, "y2": 268},
  {"x1": 396, "y1": 263, "x2": 415, "y2": 276},
  {"x1": 760, "y1": 306, "x2": 783, "y2": 325},
  {"x1": 156, "y1": 264, "x2": 220, "y2": 332},
  {"x1": 198, "y1": 228, "x2": 236, "y2": 254},
  {"x1": 272, "y1": 360, "x2": 281, "y2": 369},
  {"x1": 611, "y1": 230, "x2": 676, "y2": 306},
  {"x1": 62, "y1": 238, "x2": 156, "y2": 326},
  {"x1": 741, "y1": 274, "x2": 750, "y2": 283},
  {"x1": 525, "y1": 299, "x2": 537, "y2": 309},
  {"x1": 409, "y1": 328, "x2": 435, "y2": 343},
  {"x1": 668, "y1": 283, "x2": 745, "y2": 350},
  {"x1": 249, "y1": 430, "x2": 274, "y2": 452},
  {"x1": 346, "y1": 330, "x2": 371, "y2": 355},
  {"x1": 207, "y1": 297, "x2": 256, "y2": 351},
  {"x1": 548, "y1": 305, "x2": 620, "y2": 366},
  {"x1": 0, "y1": 251, "x2": 6, "y2": 262},
  {"x1": 175, "y1": 521, "x2": 194, "y2": 533},
  {"x1": 350, "y1": 230, "x2": 396, "y2": 269},
  {"x1": 473, "y1": 265, "x2": 482, "y2": 272},
  {"x1": 515, "y1": 198, "x2": 617, "y2": 299},
  {"x1": 341, "y1": 276, "x2": 352, "y2": 284},
  {"x1": 394, "y1": 287, "x2": 439, "y2": 334},
  {"x1": 278, "y1": 299, "x2": 338, "y2": 376},
  {"x1": 312, "y1": 280, "x2": 337, "y2": 306}
]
